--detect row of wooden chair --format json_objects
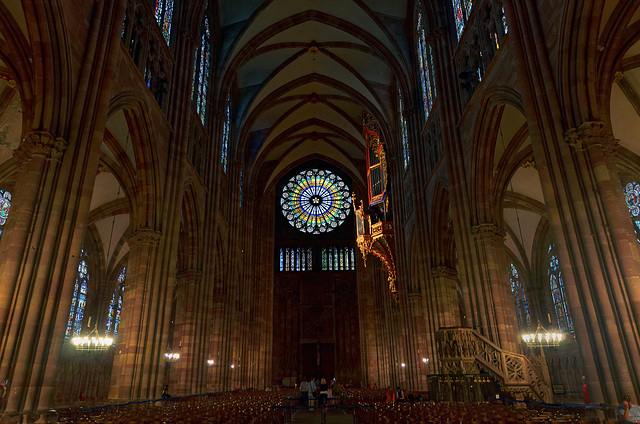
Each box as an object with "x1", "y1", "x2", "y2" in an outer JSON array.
[{"x1": 57, "y1": 390, "x2": 292, "y2": 424}]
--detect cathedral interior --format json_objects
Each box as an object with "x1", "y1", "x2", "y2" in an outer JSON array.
[{"x1": 1, "y1": 0, "x2": 640, "y2": 421}]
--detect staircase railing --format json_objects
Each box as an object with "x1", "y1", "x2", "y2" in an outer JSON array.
[{"x1": 436, "y1": 327, "x2": 553, "y2": 402}]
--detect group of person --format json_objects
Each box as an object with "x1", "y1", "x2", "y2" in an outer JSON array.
[
  {"x1": 385, "y1": 386, "x2": 423, "y2": 404},
  {"x1": 298, "y1": 377, "x2": 344, "y2": 409}
]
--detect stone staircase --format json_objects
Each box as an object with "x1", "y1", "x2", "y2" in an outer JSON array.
[{"x1": 435, "y1": 327, "x2": 553, "y2": 402}]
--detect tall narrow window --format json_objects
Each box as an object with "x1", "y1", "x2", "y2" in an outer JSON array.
[
  {"x1": 0, "y1": 189, "x2": 12, "y2": 242},
  {"x1": 222, "y1": 94, "x2": 231, "y2": 173},
  {"x1": 106, "y1": 267, "x2": 126, "y2": 340},
  {"x1": 623, "y1": 182, "x2": 640, "y2": 242},
  {"x1": 66, "y1": 250, "x2": 89, "y2": 337},
  {"x1": 501, "y1": 7, "x2": 508, "y2": 34},
  {"x1": 509, "y1": 263, "x2": 531, "y2": 331},
  {"x1": 192, "y1": 6, "x2": 211, "y2": 124},
  {"x1": 399, "y1": 90, "x2": 409, "y2": 169},
  {"x1": 452, "y1": 0, "x2": 473, "y2": 40},
  {"x1": 548, "y1": 244, "x2": 573, "y2": 333},
  {"x1": 239, "y1": 169, "x2": 244, "y2": 207},
  {"x1": 154, "y1": 0, "x2": 174, "y2": 44},
  {"x1": 417, "y1": 11, "x2": 437, "y2": 121}
]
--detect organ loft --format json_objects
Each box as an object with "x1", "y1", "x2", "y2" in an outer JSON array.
[{"x1": 0, "y1": 0, "x2": 639, "y2": 422}]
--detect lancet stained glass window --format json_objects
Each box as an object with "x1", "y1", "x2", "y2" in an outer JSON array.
[
  {"x1": 417, "y1": 11, "x2": 437, "y2": 121},
  {"x1": 321, "y1": 247, "x2": 356, "y2": 271},
  {"x1": 0, "y1": 190, "x2": 12, "y2": 242},
  {"x1": 281, "y1": 169, "x2": 351, "y2": 234},
  {"x1": 222, "y1": 94, "x2": 230, "y2": 173},
  {"x1": 624, "y1": 182, "x2": 640, "y2": 242},
  {"x1": 509, "y1": 263, "x2": 531, "y2": 330},
  {"x1": 106, "y1": 267, "x2": 126, "y2": 340},
  {"x1": 399, "y1": 90, "x2": 409, "y2": 169},
  {"x1": 66, "y1": 250, "x2": 89, "y2": 337},
  {"x1": 154, "y1": 0, "x2": 174, "y2": 44},
  {"x1": 452, "y1": 0, "x2": 473, "y2": 40},
  {"x1": 548, "y1": 244, "x2": 573, "y2": 333},
  {"x1": 279, "y1": 247, "x2": 313, "y2": 272},
  {"x1": 192, "y1": 7, "x2": 210, "y2": 124}
]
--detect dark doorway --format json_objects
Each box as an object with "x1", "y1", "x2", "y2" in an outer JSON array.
[
  {"x1": 319, "y1": 343, "x2": 335, "y2": 381},
  {"x1": 302, "y1": 343, "x2": 317, "y2": 379}
]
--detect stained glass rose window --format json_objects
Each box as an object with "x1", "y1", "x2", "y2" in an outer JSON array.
[{"x1": 281, "y1": 169, "x2": 351, "y2": 234}]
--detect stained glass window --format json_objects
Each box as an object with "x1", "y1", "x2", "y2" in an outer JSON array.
[
  {"x1": 281, "y1": 169, "x2": 351, "y2": 234},
  {"x1": 66, "y1": 250, "x2": 89, "y2": 337},
  {"x1": 452, "y1": 0, "x2": 473, "y2": 40},
  {"x1": 509, "y1": 263, "x2": 531, "y2": 331},
  {"x1": 154, "y1": 0, "x2": 174, "y2": 44},
  {"x1": 399, "y1": 90, "x2": 409, "y2": 169},
  {"x1": 548, "y1": 244, "x2": 573, "y2": 333},
  {"x1": 624, "y1": 182, "x2": 640, "y2": 243},
  {"x1": 417, "y1": 11, "x2": 437, "y2": 121},
  {"x1": 321, "y1": 247, "x2": 355, "y2": 271},
  {"x1": 279, "y1": 247, "x2": 313, "y2": 272},
  {"x1": 121, "y1": 11, "x2": 128, "y2": 39},
  {"x1": 502, "y1": 7, "x2": 508, "y2": 34},
  {"x1": 192, "y1": 6, "x2": 211, "y2": 124},
  {"x1": 106, "y1": 267, "x2": 126, "y2": 340},
  {"x1": 222, "y1": 94, "x2": 230, "y2": 173},
  {"x1": 0, "y1": 189, "x2": 12, "y2": 242}
]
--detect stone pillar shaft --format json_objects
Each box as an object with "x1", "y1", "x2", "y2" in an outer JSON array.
[
  {"x1": 109, "y1": 229, "x2": 164, "y2": 400},
  {"x1": 470, "y1": 224, "x2": 520, "y2": 353}
]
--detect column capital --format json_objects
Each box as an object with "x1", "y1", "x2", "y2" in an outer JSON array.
[
  {"x1": 565, "y1": 121, "x2": 619, "y2": 154},
  {"x1": 471, "y1": 223, "x2": 506, "y2": 242},
  {"x1": 432, "y1": 266, "x2": 458, "y2": 279},
  {"x1": 13, "y1": 131, "x2": 69, "y2": 168},
  {"x1": 175, "y1": 269, "x2": 203, "y2": 285},
  {"x1": 126, "y1": 228, "x2": 162, "y2": 247}
]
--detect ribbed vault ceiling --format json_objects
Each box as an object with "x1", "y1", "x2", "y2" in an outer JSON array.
[{"x1": 218, "y1": 0, "x2": 410, "y2": 191}]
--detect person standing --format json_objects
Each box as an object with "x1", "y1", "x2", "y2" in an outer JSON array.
[
  {"x1": 299, "y1": 377, "x2": 310, "y2": 408},
  {"x1": 318, "y1": 378, "x2": 329, "y2": 410}
]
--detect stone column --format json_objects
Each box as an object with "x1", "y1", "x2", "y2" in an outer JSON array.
[
  {"x1": 109, "y1": 228, "x2": 163, "y2": 400},
  {"x1": 558, "y1": 121, "x2": 640, "y2": 403},
  {"x1": 0, "y1": 132, "x2": 71, "y2": 415},
  {"x1": 470, "y1": 223, "x2": 520, "y2": 353},
  {"x1": 432, "y1": 266, "x2": 461, "y2": 329},
  {"x1": 171, "y1": 269, "x2": 202, "y2": 395}
]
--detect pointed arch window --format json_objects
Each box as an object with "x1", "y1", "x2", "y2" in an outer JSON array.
[
  {"x1": 66, "y1": 250, "x2": 89, "y2": 337},
  {"x1": 548, "y1": 244, "x2": 573, "y2": 333},
  {"x1": 192, "y1": 5, "x2": 211, "y2": 124},
  {"x1": 509, "y1": 263, "x2": 531, "y2": 331},
  {"x1": 452, "y1": 0, "x2": 473, "y2": 40},
  {"x1": 417, "y1": 10, "x2": 437, "y2": 121},
  {"x1": 106, "y1": 267, "x2": 126, "y2": 340},
  {"x1": 154, "y1": 0, "x2": 174, "y2": 44},
  {"x1": 623, "y1": 182, "x2": 640, "y2": 243},
  {"x1": 399, "y1": 90, "x2": 409, "y2": 169},
  {"x1": 0, "y1": 190, "x2": 12, "y2": 242},
  {"x1": 222, "y1": 94, "x2": 231, "y2": 173}
]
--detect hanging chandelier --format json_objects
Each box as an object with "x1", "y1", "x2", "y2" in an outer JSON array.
[
  {"x1": 521, "y1": 321, "x2": 565, "y2": 347},
  {"x1": 71, "y1": 325, "x2": 113, "y2": 351}
]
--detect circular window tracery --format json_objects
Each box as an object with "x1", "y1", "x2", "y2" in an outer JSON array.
[{"x1": 280, "y1": 169, "x2": 351, "y2": 234}]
